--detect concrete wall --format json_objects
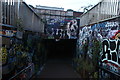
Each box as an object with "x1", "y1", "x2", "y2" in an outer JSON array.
[{"x1": 19, "y1": 2, "x2": 44, "y2": 33}]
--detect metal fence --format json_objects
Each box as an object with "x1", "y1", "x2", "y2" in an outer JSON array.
[
  {"x1": 0, "y1": 1, "x2": 2, "y2": 24},
  {"x1": 0, "y1": 0, "x2": 44, "y2": 33},
  {"x1": 80, "y1": 0, "x2": 120, "y2": 27},
  {"x1": 1, "y1": 0, "x2": 20, "y2": 25}
]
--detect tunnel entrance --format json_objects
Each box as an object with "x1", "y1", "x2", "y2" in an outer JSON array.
[
  {"x1": 32, "y1": 39, "x2": 81, "y2": 79},
  {"x1": 44, "y1": 39, "x2": 77, "y2": 61}
]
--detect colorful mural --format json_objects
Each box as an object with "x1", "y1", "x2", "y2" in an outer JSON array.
[
  {"x1": 45, "y1": 19, "x2": 79, "y2": 39},
  {"x1": 0, "y1": 29, "x2": 17, "y2": 37},
  {"x1": 1, "y1": 25, "x2": 46, "y2": 80},
  {"x1": 75, "y1": 18, "x2": 120, "y2": 78}
]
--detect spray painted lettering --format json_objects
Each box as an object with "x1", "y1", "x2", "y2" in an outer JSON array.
[
  {"x1": 77, "y1": 18, "x2": 120, "y2": 75},
  {"x1": 101, "y1": 39, "x2": 120, "y2": 73},
  {"x1": 46, "y1": 19, "x2": 79, "y2": 39}
]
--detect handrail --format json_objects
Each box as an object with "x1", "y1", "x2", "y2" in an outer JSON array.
[
  {"x1": 80, "y1": 16, "x2": 120, "y2": 27},
  {"x1": 9, "y1": 64, "x2": 33, "y2": 80}
]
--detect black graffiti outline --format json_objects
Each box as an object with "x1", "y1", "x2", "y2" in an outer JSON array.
[
  {"x1": 46, "y1": 19, "x2": 79, "y2": 39},
  {"x1": 67, "y1": 20, "x2": 78, "y2": 36},
  {"x1": 101, "y1": 39, "x2": 120, "y2": 68}
]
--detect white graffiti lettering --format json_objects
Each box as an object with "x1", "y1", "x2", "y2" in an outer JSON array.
[
  {"x1": 105, "y1": 22, "x2": 119, "y2": 28},
  {"x1": 101, "y1": 39, "x2": 120, "y2": 69}
]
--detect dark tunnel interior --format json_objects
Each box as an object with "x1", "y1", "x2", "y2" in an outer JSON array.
[{"x1": 44, "y1": 39, "x2": 77, "y2": 60}]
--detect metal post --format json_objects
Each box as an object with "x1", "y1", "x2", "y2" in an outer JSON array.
[
  {"x1": 6, "y1": 0, "x2": 9, "y2": 24},
  {"x1": 17, "y1": 0, "x2": 20, "y2": 19},
  {"x1": 11, "y1": 0, "x2": 14, "y2": 25},
  {"x1": 0, "y1": 2, "x2": 2, "y2": 79},
  {"x1": 0, "y1": 0, "x2": 2, "y2": 23},
  {"x1": 9, "y1": 0, "x2": 11, "y2": 25},
  {"x1": 3, "y1": 0, "x2": 6, "y2": 24}
]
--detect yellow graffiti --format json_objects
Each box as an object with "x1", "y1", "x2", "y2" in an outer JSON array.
[
  {"x1": 0, "y1": 47, "x2": 7, "y2": 65},
  {"x1": 115, "y1": 33, "x2": 120, "y2": 39}
]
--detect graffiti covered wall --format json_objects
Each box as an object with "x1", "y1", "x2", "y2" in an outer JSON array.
[
  {"x1": 45, "y1": 19, "x2": 80, "y2": 39},
  {"x1": 76, "y1": 17, "x2": 120, "y2": 78},
  {"x1": 101, "y1": 39, "x2": 120, "y2": 74}
]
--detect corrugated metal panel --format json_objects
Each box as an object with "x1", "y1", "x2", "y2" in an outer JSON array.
[
  {"x1": 0, "y1": 0, "x2": 2, "y2": 23},
  {"x1": 1, "y1": 0, "x2": 44, "y2": 33},
  {"x1": 80, "y1": 0, "x2": 120, "y2": 26}
]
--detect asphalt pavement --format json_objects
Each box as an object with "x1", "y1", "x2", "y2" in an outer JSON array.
[{"x1": 32, "y1": 58, "x2": 81, "y2": 79}]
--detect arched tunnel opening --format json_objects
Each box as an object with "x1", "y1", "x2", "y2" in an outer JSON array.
[{"x1": 44, "y1": 39, "x2": 77, "y2": 61}]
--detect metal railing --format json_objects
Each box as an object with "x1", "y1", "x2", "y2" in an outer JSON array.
[{"x1": 9, "y1": 64, "x2": 34, "y2": 80}]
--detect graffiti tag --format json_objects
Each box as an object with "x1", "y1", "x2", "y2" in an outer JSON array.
[{"x1": 101, "y1": 39, "x2": 120, "y2": 73}]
